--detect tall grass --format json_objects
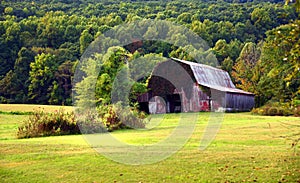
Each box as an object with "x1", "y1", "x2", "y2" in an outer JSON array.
[{"x1": 17, "y1": 109, "x2": 80, "y2": 138}]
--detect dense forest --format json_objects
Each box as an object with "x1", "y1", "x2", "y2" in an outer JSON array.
[{"x1": 0, "y1": 0, "x2": 299, "y2": 110}]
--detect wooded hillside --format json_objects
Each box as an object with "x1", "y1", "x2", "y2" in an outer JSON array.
[{"x1": 0, "y1": 0, "x2": 298, "y2": 108}]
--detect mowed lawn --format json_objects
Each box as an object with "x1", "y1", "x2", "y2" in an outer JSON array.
[{"x1": 0, "y1": 105, "x2": 300, "y2": 182}]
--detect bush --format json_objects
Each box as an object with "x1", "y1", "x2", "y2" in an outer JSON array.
[
  {"x1": 97, "y1": 103, "x2": 146, "y2": 132},
  {"x1": 0, "y1": 96, "x2": 7, "y2": 103},
  {"x1": 292, "y1": 99, "x2": 300, "y2": 107},
  {"x1": 251, "y1": 102, "x2": 294, "y2": 116},
  {"x1": 294, "y1": 106, "x2": 300, "y2": 117},
  {"x1": 17, "y1": 104, "x2": 146, "y2": 138},
  {"x1": 114, "y1": 104, "x2": 146, "y2": 129},
  {"x1": 76, "y1": 110, "x2": 107, "y2": 134},
  {"x1": 17, "y1": 109, "x2": 80, "y2": 138},
  {"x1": 268, "y1": 107, "x2": 278, "y2": 116}
]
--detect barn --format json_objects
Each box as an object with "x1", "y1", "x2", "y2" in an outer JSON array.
[{"x1": 138, "y1": 58, "x2": 255, "y2": 114}]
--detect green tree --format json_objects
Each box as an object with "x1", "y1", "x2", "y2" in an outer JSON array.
[
  {"x1": 177, "y1": 12, "x2": 192, "y2": 24},
  {"x1": 232, "y1": 42, "x2": 261, "y2": 95},
  {"x1": 0, "y1": 71, "x2": 14, "y2": 102},
  {"x1": 4, "y1": 7, "x2": 13, "y2": 15},
  {"x1": 0, "y1": 19, "x2": 21, "y2": 77},
  {"x1": 221, "y1": 57, "x2": 234, "y2": 74},
  {"x1": 96, "y1": 47, "x2": 130, "y2": 104},
  {"x1": 191, "y1": 20, "x2": 212, "y2": 46},
  {"x1": 251, "y1": 7, "x2": 272, "y2": 38},
  {"x1": 75, "y1": 54, "x2": 102, "y2": 108},
  {"x1": 64, "y1": 25, "x2": 80, "y2": 43},
  {"x1": 28, "y1": 53, "x2": 58, "y2": 104},
  {"x1": 11, "y1": 47, "x2": 34, "y2": 102},
  {"x1": 285, "y1": 0, "x2": 300, "y2": 12},
  {"x1": 212, "y1": 39, "x2": 228, "y2": 64},
  {"x1": 258, "y1": 20, "x2": 300, "y2": 103},
  {"x1": 49, "y1": 61, "x2": 75, "y2": 105},
  {"x1": 79, "y1": 29, "x2": 94, "y2": 55},
  {"x1": 0, "y1": 47, "x2": 34, "y2": 103},
  {"x1": 48, "y1": 81, "x2": 62, "y2": 105},
  {"x1": 37, "y1": 12, "x2": 67, "y2": 48}
]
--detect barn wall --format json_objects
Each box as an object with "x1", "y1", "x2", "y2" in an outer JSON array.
[
  {"x1": 139, "y1": 87, "x2": 255, "y2": 114},
  {"x1": 225, "y1": 93, "x2": 255, "y2": 111}
]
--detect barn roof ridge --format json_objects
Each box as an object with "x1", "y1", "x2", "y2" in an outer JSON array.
[{"x1": 170, "y1": 57, "x2": 225, "y2": 72}]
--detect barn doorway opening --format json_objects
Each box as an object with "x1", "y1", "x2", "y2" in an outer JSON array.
[{"x1": 167, "y1": 94, "x2": 181, "y2": 113}]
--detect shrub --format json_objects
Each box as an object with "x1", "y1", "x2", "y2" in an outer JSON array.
[
  {"x1": 294, "y1": 106, "x2": 300, "y2": 117},
  {"x1": 251, "y1": 102, "x2": 294, "y2": 116},
  {"x1": 0, "y1": 96, "x2": 7, "y2": 103},
  {"x1": 18, "y1": 104, "x2": 146, "y2": 138},
  {"x1": 292, "y1": 99, "x2": 300, "y2": 107},
  {"x1": 114, "y1": 104, "x2": 146, "y2": 129},
  {"x1": 96, "y1": 105, "x2": 122, "y2": 132},
  {"x1": 76, "y1": 110, "x2": 107, "y2": 134},
  {"x1": 17, "y1": 109, "x2": 80, "y2": 138},
  {"x1": 97, "y1": 103, "x2": 146, "y2": 132},
  {"x1": 268, "y1": 107, "x2": 278, "y2": 116}
]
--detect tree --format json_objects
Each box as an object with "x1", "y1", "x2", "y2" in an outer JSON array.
[
  {"x1": 37, "y1": 12, "x2": 67, "y2": 48},
  {"x1": 258, "y1": 20, "x2": 300, "y2": 103},
  {"x1": 216, "y1": 21, "x2": 235, "y2": 43},
  {"x1": 79, "y1": 29, "x2": 94, "y2": 55},
  {"x1": 11, "y1": 47, "x2": 34, "y2": 102},
  {"x1": 49, "y1": 61, "x2": 75, "y2": 105},
  {"x1": 234, "y1": 22, "x2": 246, "y2": 41},
  {"x1": 227, "y1": 39, "x2": 243, "y2": 61},
  {"x1": 0, "y1": 19, "x2": 21, "y2": 77},
  {"x1": 64, "y1": 25, "x2": 80, "y2": 43},
  {"x1": 28, "y1": 53, "x2": 58, "y2": 104},
  {"x1": 75, "y1": 54, "x2": 102, "y2": 108},
  {"x1": 285, "y1": 0, "x2": 300, "y2": 12},
  {"x1": 4, "y1": 7, "x2": 13, "y2": 15},
  {"x1": 0, "y1": 71, "x2": 14, "y2": 102},
  {"x1": 232, "y1": 42, "x2": 261, "y2": 96},
  {"x1": 212, "y1": 39, "x2": 228, "y2": 64},
  {"x1": 251, "y1": 7, "x2": 272, "y2": 39},
  {"x1": 221, "y1": 57, "x2": 234, "y2": 74},
  {"x1": 96, "y1": 47, "x2": 130, "y2": 104},
  {"x1": 0, "y1": 47, "x2": 34, "y2": 103},
  {"x1": 191, "y1": 20, "x2": 212, "y2": 46},
  {"x1": 212, "y1": 39, "x2": 242, "y2": 65},
  {"x1": 177, "y1": 12, "x2": 192, "y2": 24}
]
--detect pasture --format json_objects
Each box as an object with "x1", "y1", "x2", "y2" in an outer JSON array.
[{"x1": 0, "y1": 104, "x2": 300, "y2": 182}]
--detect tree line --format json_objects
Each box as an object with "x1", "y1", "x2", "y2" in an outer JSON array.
[{"x1": 0, "y1": 0, "x2": 298, "y2": 107}]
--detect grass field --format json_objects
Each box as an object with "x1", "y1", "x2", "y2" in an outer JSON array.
[
  {"x1": 0, "y1": 104, "x2": 300, "y2": 182},
  {"x1": 0, "y1": 104, "x2": 73, "y2": 113}
]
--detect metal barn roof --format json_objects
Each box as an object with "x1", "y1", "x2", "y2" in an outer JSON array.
[{"x1": 171, "y1": 58, "x2": 254, "y2": 95}]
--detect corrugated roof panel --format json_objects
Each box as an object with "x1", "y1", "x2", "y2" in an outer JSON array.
[
  {"x1": 172, "y1": 58, "x2": 236, "y2": 88},
  {"x1": 171, "y1": 58, "x2": 254, "y2": 95}
]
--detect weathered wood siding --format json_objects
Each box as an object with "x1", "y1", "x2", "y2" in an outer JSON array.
[{"x1": 225, "y1": 93, "x2": 255, "y2": 111}]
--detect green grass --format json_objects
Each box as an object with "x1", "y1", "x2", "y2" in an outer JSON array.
[
  {"x1": 0, "y1": 105, "x2": 300, "y2": 182},
  {"x1": 0, "y1": 114, "x2": 25, "y2": 140}
]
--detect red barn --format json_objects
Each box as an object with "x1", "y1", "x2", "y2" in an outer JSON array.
[{"x1": 138, "y1": 58, "x2": 255, "y2": 114}]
